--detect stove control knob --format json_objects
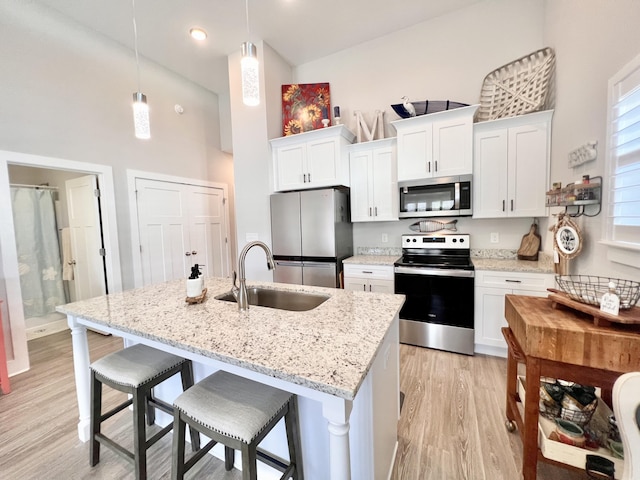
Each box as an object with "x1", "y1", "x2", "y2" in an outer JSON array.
[
  {"x1": 412, "y1": 238, "x2": 417, "y2": 242},
  {"x1": 460, "y1": 238, "x2": 465, "y2": 243},
  {"x1": 453, "y1": 238, "x2": 457, "y2": 242}
]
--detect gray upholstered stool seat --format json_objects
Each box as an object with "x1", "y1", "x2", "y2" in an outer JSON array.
[
  {"x1": 172, "y1": 370, "x2": 303, "y2": 480},
  {"x1": 90, "y1": 343, "x2": 199, "y2": 480}
]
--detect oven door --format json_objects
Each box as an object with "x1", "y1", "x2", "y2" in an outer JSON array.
[{"x1": 394, "y1": 267, "x2": 474, "y2": 328}]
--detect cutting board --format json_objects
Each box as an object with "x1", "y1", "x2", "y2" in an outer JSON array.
[{"x1": 517, "y1": 223, "x2": 541, "y2": 261}]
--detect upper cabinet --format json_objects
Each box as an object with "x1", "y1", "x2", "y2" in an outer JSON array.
[
  {"x1": 391, "y1": 105, "x2": 479, "y2": 182},
  {"x1": 270, "y1": 125, "x2": 356, "y2": 192},
  {"x1": 473, "y1": 110, "x2": 553, "y2": 219},
  {"x1": 348, "y1": 138, "x2": 398, "y2": 222}
]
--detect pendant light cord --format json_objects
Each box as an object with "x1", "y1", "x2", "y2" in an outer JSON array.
[
  {"x1": 132, "y1": 0, "x2": 141, "y2": 92},
  {"x1": 245, "y1": 0, "x2": 250, "y2": 37}
]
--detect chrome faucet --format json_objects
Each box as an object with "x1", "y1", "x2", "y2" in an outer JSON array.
[{"x1": 233, "y1": 241, "x2": 275, "y2": 311}]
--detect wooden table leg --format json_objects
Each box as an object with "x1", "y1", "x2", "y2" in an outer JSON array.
[
  {"x1": 505, "y1": 338, "x2": 518, "y2": 424},
  {"x1": 523, "y1": 357, "x2": 541, "y2": 480}
]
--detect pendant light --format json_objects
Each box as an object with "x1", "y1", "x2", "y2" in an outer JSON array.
[
  {"x1": 131, "y1": 0, "x2": 150, "y2": 139},
  {"x1": 241, "y1": 0, "x2": 260, "y2": 106}
]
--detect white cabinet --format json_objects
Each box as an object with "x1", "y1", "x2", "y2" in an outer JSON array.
[
  {"x1": 473, "y1": 110, "x2": 553, "y2": 218},
  {"x1": 391, "y1": 105, "x2": 478, "y2": 182},
  {"x1": 348, "y1": 138, "x2": 398, "y2": 222},
  {"x1": 474, "y1": 270, "x2": 555, "y2": 357},
  {"x1": 270, "y1": 125, "x2": 355, "y2": 192},
  {"x1": 344, "y1": 264, "x2": 394, "y2": 293}
]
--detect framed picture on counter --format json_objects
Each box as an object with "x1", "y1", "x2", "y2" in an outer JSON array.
[{"x1": 281, "y1": 83, "x2": 331, "y2": 136}]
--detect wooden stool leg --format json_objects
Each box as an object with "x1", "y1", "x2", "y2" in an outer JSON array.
[
  {"x1": 133, "y1": 388, "x2": 148, "y2": 480},
  {"x1": 171, "y1": 412, "x2": 187, "y2": 480},
  {"x1": 285, "y1": 397, "x2": 304, "y2": 479},
  {"x1": 90, "y1": 372, "x2": 102, "y2": 466},
  {"x1": 241, "y1": 443, "x2": 258, "y2": 480},
  {"x1": 145, "y1": 390, "x2": 156, "y2": 426},
  {"x1": 224, "y1": 446, "x2": 235, "y2": 471},
  {"x1": 180, "y1": 361, "x2": 200, "y2": 452}
]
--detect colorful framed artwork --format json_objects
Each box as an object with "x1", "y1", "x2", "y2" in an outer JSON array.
[{"x1": 281, "y1": 83, "x2": 331, "y2": 136}]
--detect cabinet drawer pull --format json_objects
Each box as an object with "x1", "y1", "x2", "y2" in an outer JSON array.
[
  {"x1": 362, "y1": 271, "x2": 373, "y2": 274},
  {"x1": 505, "y1": 279, "x2": 522, "y2": 283}
]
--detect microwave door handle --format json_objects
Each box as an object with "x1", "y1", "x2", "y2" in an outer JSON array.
[{"x1": 455, "y1": 182, "x2": 460, "y2": 209}]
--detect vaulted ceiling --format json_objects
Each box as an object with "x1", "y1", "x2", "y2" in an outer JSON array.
[{"x1": 31, "y1": 0, "x2": 483, "y2": 96}]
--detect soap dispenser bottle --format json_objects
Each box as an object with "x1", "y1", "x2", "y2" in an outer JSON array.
[{"x1": 186, "y1": 264, "x2": 203, "y2": 298}]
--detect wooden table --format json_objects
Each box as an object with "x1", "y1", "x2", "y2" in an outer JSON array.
[{"x1": 502, "y1": 294, "x2": 640, "y2": 479}]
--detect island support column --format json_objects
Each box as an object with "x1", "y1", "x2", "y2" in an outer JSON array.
[
  {"x1": 323, "y1": 396, "x2": 353, "y2": 480},
  {"x1": 67, "y1": 315, "x2": 92, "y2": 442}
]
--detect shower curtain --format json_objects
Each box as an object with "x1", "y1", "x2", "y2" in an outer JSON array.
[{"x1": 10, "y1": 187, "x2": 66, "y2": 319}]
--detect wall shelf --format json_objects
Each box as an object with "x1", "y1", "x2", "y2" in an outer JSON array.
[{"x1": 546, "y1": 176, "x2": 602, "y2": 217}]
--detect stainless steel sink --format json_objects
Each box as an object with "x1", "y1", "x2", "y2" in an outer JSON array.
[{"x1": 214, "y1": 287, "x2": 329, "y2": 312}]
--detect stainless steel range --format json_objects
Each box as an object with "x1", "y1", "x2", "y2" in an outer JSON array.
[{"x1": 394, "y1": 233, "x2": 475, "y2": 355}]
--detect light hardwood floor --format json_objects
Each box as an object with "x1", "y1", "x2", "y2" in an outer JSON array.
[{"x1": 0, "y1": 331, "x2": 583, "y2": 479}]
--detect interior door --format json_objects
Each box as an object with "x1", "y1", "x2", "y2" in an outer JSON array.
[
  {"x1": 136, "y1": 179, "x2": 189, "y2": 285},
  {"x1": 136, "y1": 178, "x2": 230, "y2": 286},
  {"x1": 65, "y1": 175, "x2": 107, "y2": 301},
  {"x1": 186, "y1": 185, "x2": 229, "y2": 279}
]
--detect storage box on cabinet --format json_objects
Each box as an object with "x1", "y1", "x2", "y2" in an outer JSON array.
[
  {"x1": 391, "y1": 105, "x2": 478, "y2": 182},
  {"x1": 473, "y1": 110, "x2": 553, "y2": 218},
  {"x1": 270, "y1": 125, "x2": 355, "y2": 192},
  {"x1": 474, "y1": 270, "x2": 554, "y2": 357},
  {"x1": 344, "y1": 264, "x2": 394, "y2": 293},
  {"x1": 348, "y1": 138, "x2": 398, "y2": 222}
]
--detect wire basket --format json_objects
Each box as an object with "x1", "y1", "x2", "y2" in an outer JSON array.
[
  {"x1": 540, "y1": 396, "x2": 598, "y2": 427},
  {"x1": 555, "y1": 275, "x2": 640, "y2": 310},
  {"x1": 476, "y1": 47, "x2": 555, "y2": 122}
]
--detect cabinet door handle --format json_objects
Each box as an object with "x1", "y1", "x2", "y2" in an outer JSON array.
[
  {"x1": 427, "y1": 161, "x2": 431, "y2": 173},
  {"x1": 369, "y1": 285, "x2": 372, "y2": 292},
  {"x1": 185, "y1": 252, "x2": 192, "y2": 256},
  {"x1": 363, "y1": 284, "x2": 366, "y2": 291},
  {"x1": 505, "y1": 279, "x2": 522, "y2": 283},
  {"x1": 511, "y1": 199, "x2": 514, "y2": 211},
  {"x1": 374, "y1": 206, "x2": 378, "y2": 216},
  {"x1": 303, "y1": 174, "x2": 307, "y2": 183},
  {"x1": 435, "y1": 161, "x2": 438, "y2": 172},
  {"x1": 369, "y1": 207, "x2": 372, "y2": 216},
  {"x1": 502, "y1": 200, "x2": 505, "y2": 212},
  {"x1": 308, "y1": 173, "x2": 311, "y2": 183}
]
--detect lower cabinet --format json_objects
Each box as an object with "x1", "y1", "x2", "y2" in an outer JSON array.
[
  {"x1": 474, "y1": 270, "x2": 554, "y2": 357},
  {"x1": 343, "y1": 264, "x2": 394, "y2": 293}
]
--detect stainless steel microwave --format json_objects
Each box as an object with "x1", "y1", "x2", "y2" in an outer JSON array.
[{"x1": 398, "y1": 175, "x2": 472, "y2": 218}]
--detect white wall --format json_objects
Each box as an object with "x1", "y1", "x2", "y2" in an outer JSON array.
[
  {"x1": 0, "y1": 1, "x2": 234, "y2": 290},
  {"x1": 543, "y1": 0, "x2": 640, "y2": 280},
  {"x1": 293, "y1": 0, "x2": 547, "y2": 251},
  {"x1": 229, "y1": 42, "x2": 293, "y2": 280}
]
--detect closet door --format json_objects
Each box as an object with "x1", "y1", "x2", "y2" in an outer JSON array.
[
  {"x1": 135, "y1": 179, "x2": 190, "y2": 285},
  {"x1": 135, "y1": 179, "x2": 229, "y2": 286}
]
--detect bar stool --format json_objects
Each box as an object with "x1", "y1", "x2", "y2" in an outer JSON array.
[
  {"x1": 171, "y1": 370, "x2": 303, "y2": 480},
  {"x1": 90, "y1": 343, "x2": 200, "y2": 479}
]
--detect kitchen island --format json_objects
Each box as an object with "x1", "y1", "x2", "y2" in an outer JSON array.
[{"x1": 57, "y1": 277, "x2": 405, "y2": 480}]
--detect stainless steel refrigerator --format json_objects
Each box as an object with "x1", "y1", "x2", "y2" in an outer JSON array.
[{"x1": 270, "y1": 188, "x2": 353, "y2": 288}]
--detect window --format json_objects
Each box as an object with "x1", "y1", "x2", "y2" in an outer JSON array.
[{"x1": 605, "y1": 53, "x2": 640, "y2": 250}]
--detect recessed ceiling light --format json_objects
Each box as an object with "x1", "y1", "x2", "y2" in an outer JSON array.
[{"x1": 189, "y1": 27, "x2": 207, "y2": 41}]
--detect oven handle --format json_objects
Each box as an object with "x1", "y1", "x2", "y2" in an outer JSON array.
[{"x1": 394, "y1": 266, "x2": 475, "y2": 278}]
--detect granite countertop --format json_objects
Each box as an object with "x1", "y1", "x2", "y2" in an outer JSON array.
[
  {"x1": 57, "y1": 277, "x2": 405, "y2": 401},
  {"x1": 343, "y1": 255, "x2": 400, "y2": 266},
  {"x1": 471, "y1": 250, "x2": 555, "y2": 274}
]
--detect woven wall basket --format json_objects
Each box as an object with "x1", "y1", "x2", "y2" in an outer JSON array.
[{"x1": 476, "y1": 47, "x2": 556, "y2": 122}]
